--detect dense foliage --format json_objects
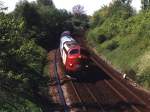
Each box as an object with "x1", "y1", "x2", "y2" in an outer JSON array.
[
  {"x1": 0, "y1": 12, "x2": 47, "y2": 111},
  {"x1": 141, "y1": 0, "x2": 150, "y2": 10},
  {"x1": 12, "y1": 1, "x2": 88, "y2": 50},
  {"x1": 87, "y1": 0, "x2": 150, "y2": 89},
  {"x1": 13, "y1": 0, "x2": 72, "y2": 50}
]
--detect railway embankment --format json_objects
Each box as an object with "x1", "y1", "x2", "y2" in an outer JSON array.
[{"x1": 86, "y1": 5, "x2": 150, "y2": 90}]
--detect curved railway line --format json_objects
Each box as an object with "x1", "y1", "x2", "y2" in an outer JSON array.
[
  {"x1": 70, "y1": 79, "x2": 105, "y2": 112},
  {"x1": 90, "y1": 48, "x2": 150, "y2": 112},
  {"x1": 48, "y1": 48, "x2": 150, "y2": 112},
  {"x1": 70, "y1": 81, "x2": 88, "y2": 111}
]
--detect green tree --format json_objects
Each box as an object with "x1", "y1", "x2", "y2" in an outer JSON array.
[
  {"x1": 0, "y1": 11, "x2": 49, "y2": 112},
  {"x1": 141, "y1": 0, "x2": 150, "y2": 10},
  {"x1": 0, "y1": 1, "x2": 8, "y2": 11},
  {"x1": 91, "y1": 0, "x2": 134, "y2": 29},
  {"x1": 71, "y1": 4, "x2": 89, "y2": 36},
  {"x1": 108, "y1": 0, "x2": 134, "y2": 18},
  {"x1": 91, "y1": 6, "x2": 109, "y2": 27},
  {"x1": 37, "y1": 0, "x2": 54, "y2": 6},
  {"x1": 13, "y1": 0, "x2": 73, "y2": 50},
  {"x1": 14, "y1": 0, "x2": 41, "y2": 37}
]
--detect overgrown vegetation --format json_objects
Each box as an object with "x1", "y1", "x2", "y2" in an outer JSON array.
[
  {"x1": 87, "y1": 0, "x2": 150, "y2": 89},
  {"x1": 0, "y1": 11, "x2": 46, "y2": 112}
]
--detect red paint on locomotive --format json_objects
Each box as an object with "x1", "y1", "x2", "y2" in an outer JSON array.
[{"x1": 60, "y1": 31, "x2": 89, "y2": 73}]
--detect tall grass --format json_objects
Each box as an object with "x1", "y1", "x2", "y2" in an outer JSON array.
[{"x1": 87, "y1": 10, "x2": 150, "y2": 89}]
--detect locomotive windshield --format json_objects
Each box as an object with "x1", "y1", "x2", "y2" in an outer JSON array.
[{"x1": 69, "y1": 49, "x2": 79, "y2": 55}]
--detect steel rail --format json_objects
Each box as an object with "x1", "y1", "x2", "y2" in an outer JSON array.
[
  {"x1": 104, "y1": 79, "x2": 141, "y2": 112},
  {"x1": 70, "y1": 80, "x2": 88, "y2": 111},
  {"x1": 76, "y1": 37, "x2": 149, "y2": 111},
  {"x1": 91, "y1": 55, "x2": 147, "y2": 106},
  {"x1": 92, "y1": 57, "x2": 146, "y2": 112},
  {"x1": 83, "y1": 83, "x2": 106, "y2": 112},
  {"x1": 54, "y1": 50, "x2": 69, "y2": 112},
  {"x1": 79, "y1": 37, "x2": 148, "y2": 109}
]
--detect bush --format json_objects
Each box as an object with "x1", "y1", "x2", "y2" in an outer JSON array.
[
  {"x1": 137, "y1": 74, "x2": 150, "y2": 89},
  {"x1": 106, "y1": 40, "x2": 119, "y2": 51},
  {"x1": 124, "y1": 68, "x2": 137, "y2": 80},
  {"x1": 97, "y1": 34, "x2": 107, "y2": 43},
  {"x1": 0, "y1": 11, "x2": 47, "y2": 112}
]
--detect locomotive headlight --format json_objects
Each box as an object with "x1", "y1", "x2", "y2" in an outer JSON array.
[
  {"x1": 85, "y1": 65, "x2": 88, "y2": 68},
  {"x1": 69, "y1": 63, "x2": 73, "y2": 67},
  {"x1": 78, "y1": 55, "x2": 81, "y2": 58}
]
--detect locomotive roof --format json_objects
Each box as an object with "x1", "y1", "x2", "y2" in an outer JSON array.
[
  {"x1": 60, "y1": 35, "x2": 75, "y2": 43},
  {"x1": 61, "y1": 35, "x2": 79, "y2": 51}
]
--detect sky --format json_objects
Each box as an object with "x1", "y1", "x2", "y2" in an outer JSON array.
[{"x1": 1, "y1": 0, "x2": 141, "y2": 15}]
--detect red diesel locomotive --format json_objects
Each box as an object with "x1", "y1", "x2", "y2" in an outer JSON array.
[{"x1": 60, "y1": 31, "x2": 89, "y2": 73}]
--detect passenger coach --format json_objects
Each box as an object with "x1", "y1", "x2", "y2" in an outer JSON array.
[{"x1": 60, "y1": 31, "x2": 89, "y2": 73}]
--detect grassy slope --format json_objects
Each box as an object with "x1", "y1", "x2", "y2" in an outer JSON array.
[{"x1": 87, "y1": 11, "x2": 150, "y2": 89}]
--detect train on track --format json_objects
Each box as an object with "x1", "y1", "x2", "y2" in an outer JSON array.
[{"x1": 60, "y1": 31, "x2": 89, "y2": 73}]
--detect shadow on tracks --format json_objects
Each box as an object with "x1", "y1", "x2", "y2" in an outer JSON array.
[
  {"x1": 68, "y1": 101, "x2": 145, "y2": 112},
  {"x1": 69, "y1": 102, "x2": 101, "y2": 110},
  {"x1": 65, "y1": 100, "x2": 145, "y2": 111},
  {"x1": 70, "y1": 65, "x2": 112, "y2": 83},
  {"x1": 103, "y1": 101, "x2": 146, "y2": 112}
]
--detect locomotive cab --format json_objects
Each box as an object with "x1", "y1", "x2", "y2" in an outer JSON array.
[
  {"x1": 60, "y1": 31, "x2": 89, "y2": 73},
  {"x1": 66, "y1": 46, "x2": 89, "y2": 73}
]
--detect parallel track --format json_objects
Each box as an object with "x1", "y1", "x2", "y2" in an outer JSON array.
[
  {"x1": 83, "y1": 83, "x2": 106, "y2": 112},
  {"x1": 53, "y1": 50, "x2": 69, "y2": 112},
  {"x1": 70, "y1": 80, "x2": 105, "y2": 112},
  {"x1": 77, "y1": 37, "x2": 150, "y2": 111},
  {"x1": 91, "y1": 55, "x2": 149, "y2": 112},
  {"x1": 70, "y1": 81, "x2": 87, "y2": 111},
  {"x1": 104, "y1": 79, "x2": 141, "y2": 112},
  {"x1": 50, "y1": 46, "x2": 149, "y2": 112}
]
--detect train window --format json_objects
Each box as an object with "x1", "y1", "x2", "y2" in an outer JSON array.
[
  {"x1": 66, "y1": 42, "x2": 77, "y2": 47},
  {"x1": 80, "y1": 49, "x2": 89, "y2": 56},
  {"x1": 69, "y1": 49, "x2": 79, "y2": 55}
]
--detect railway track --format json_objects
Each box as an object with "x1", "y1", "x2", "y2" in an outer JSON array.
[
  {"x1": 82, "y1": 83, "x2": 106, "y2": 112},
  {"x1": 104, "y1": 79, "x2": 141, "y2": 112},
  {"x1": 70, "y1": 81, "x2": 88, "y2": 111},
  {"x1": 77, "y1": 37, "x2": 150, "y2": 111},
  {"x1": 48, "y1": 47, "x2": 150, "y2": 112},
  {"x1": 51, "y1": 50, "x2": 106, "y2": 112},
  {"x1": 72, "y1": 68, "x2": 136, "y2": 112},
  {"x1": 51, "y1": 50, "x2": 69, "y2": 112},
  {"x1": 68, "y1": 79, "x2": 104, "y2": 112},
  {"x1": 91, "y1": 54, "x2": 149, "y2": 112}
]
